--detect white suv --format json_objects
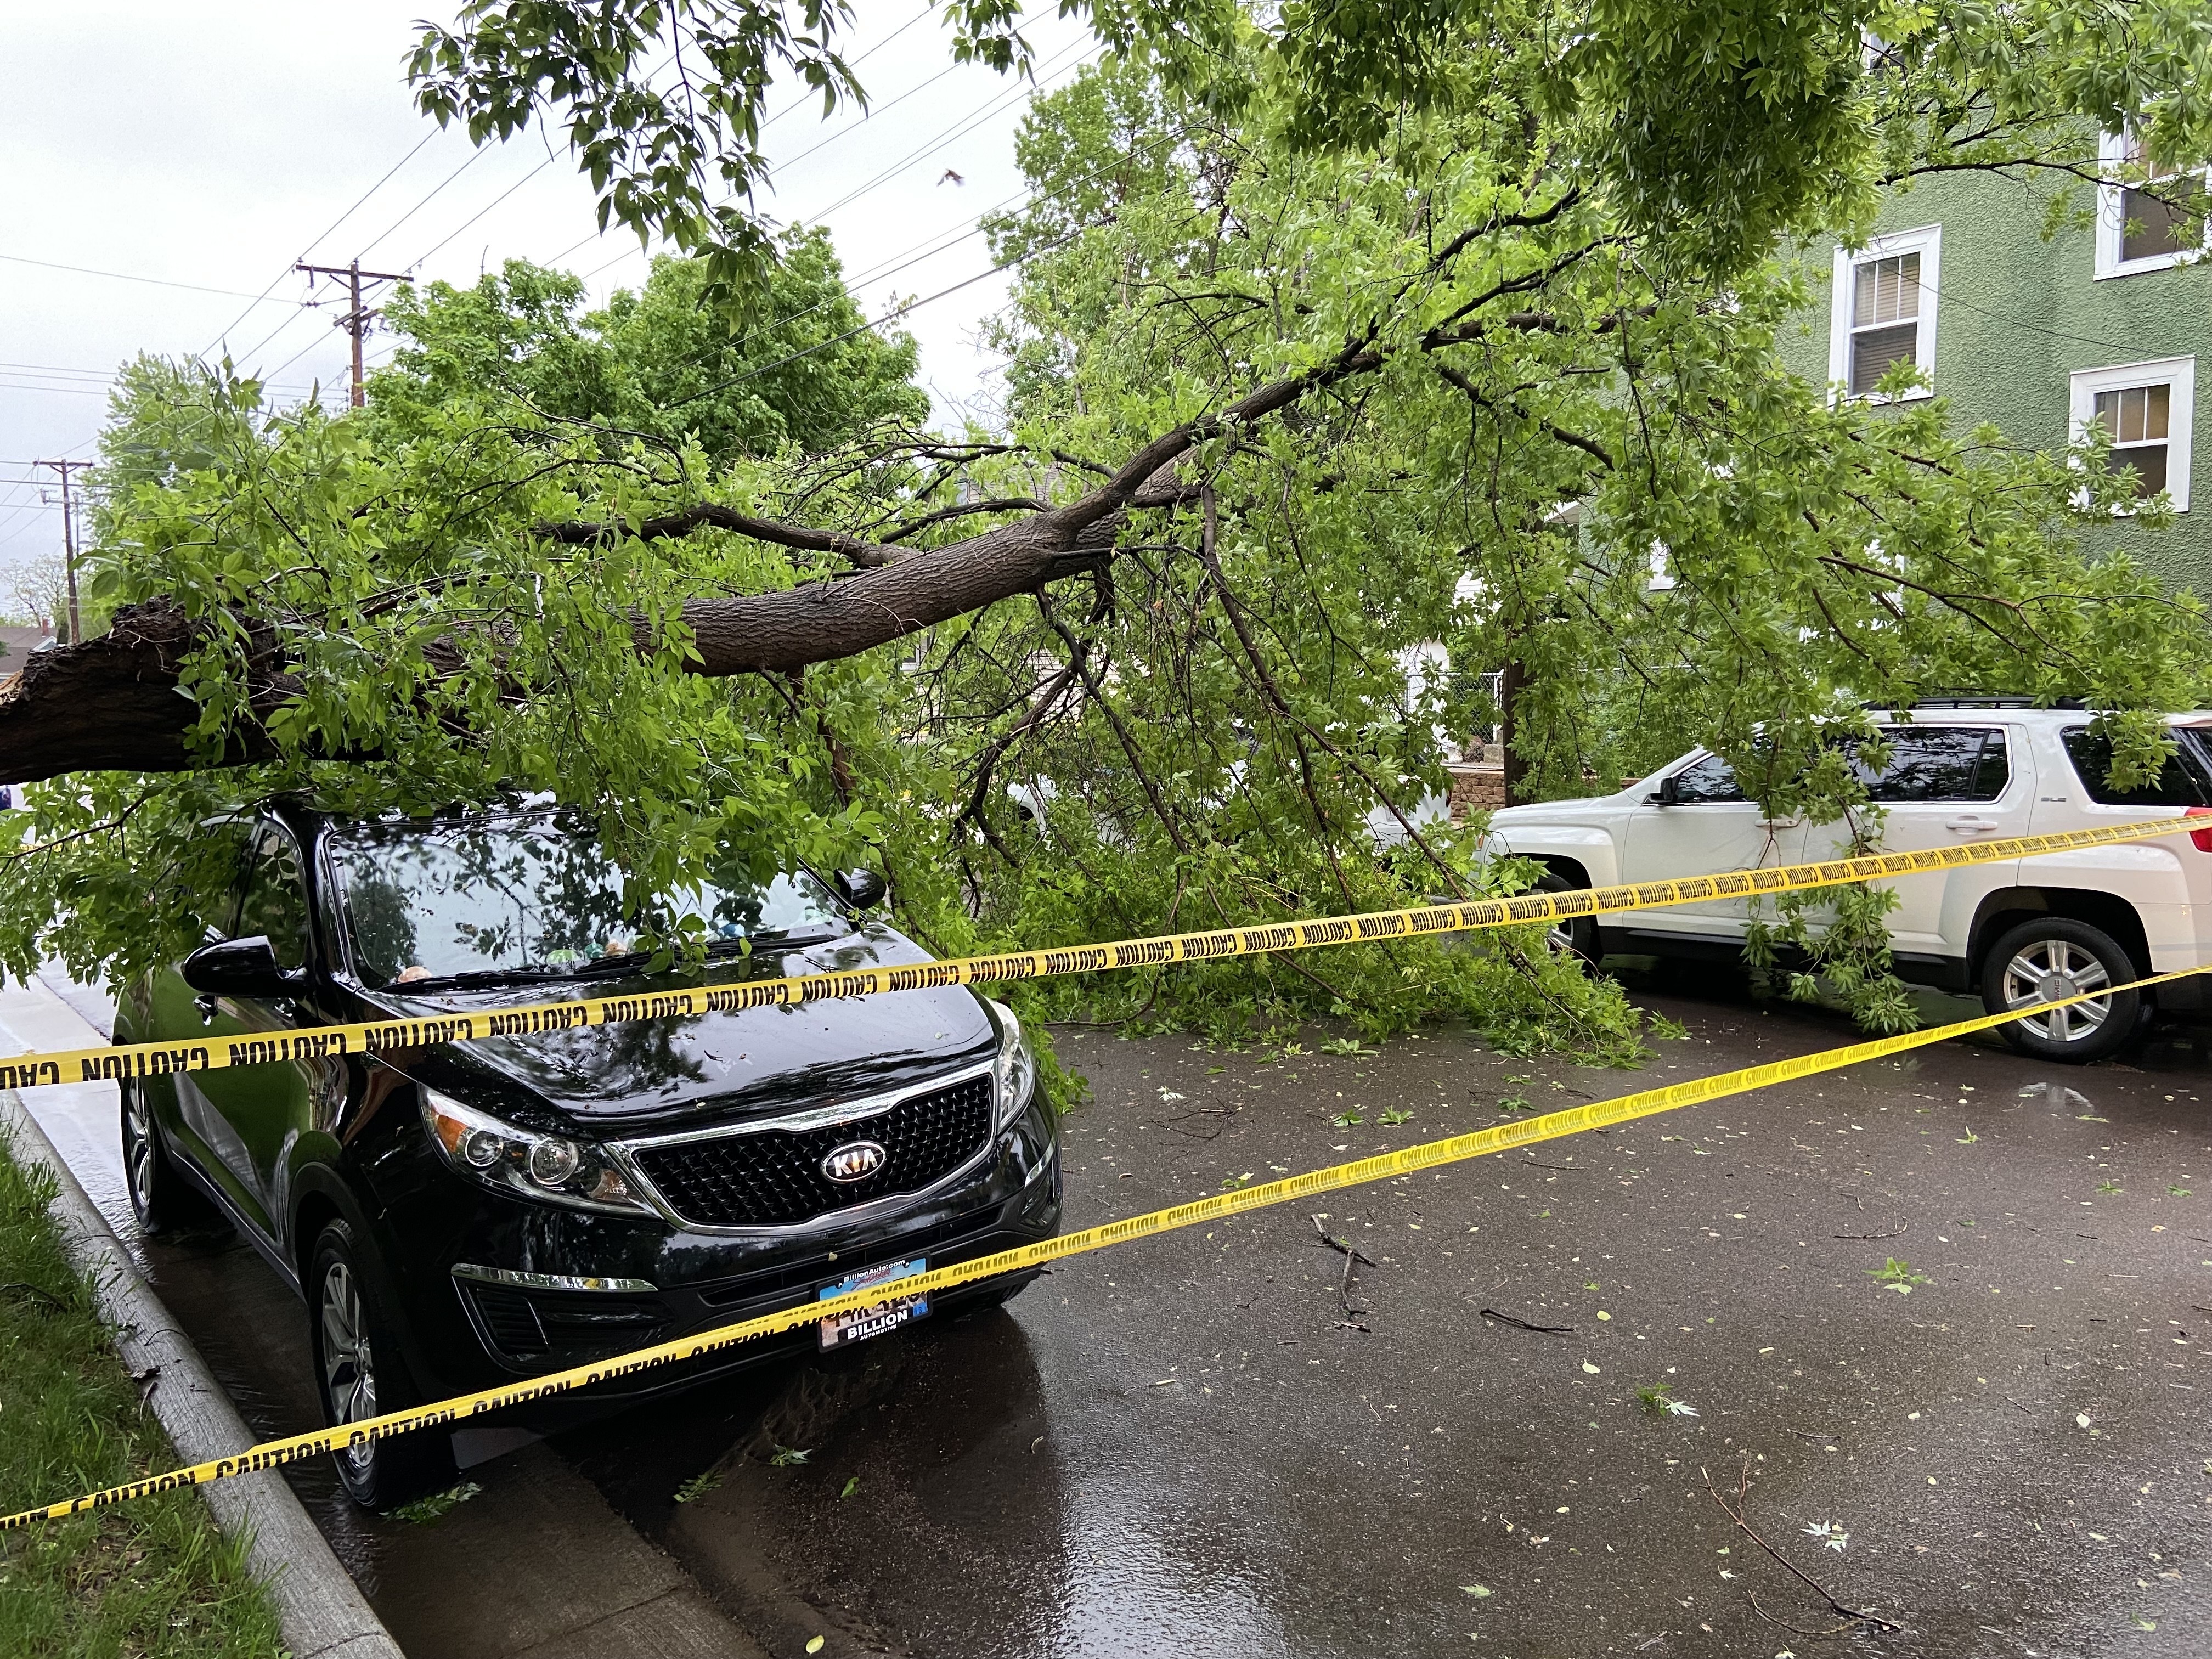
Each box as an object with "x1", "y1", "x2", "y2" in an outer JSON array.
[{"x1": 1483, "y1": 705, "x2": 2212, "y2": 1063}]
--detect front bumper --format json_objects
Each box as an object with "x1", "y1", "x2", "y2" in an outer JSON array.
[{"x1": 375, "y1": 1087, "x2": 1061, "y2": 1408}]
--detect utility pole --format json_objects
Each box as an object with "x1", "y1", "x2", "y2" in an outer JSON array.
[
  {"x1": 36, "y1": 458, "x2": 89, "y2": 644},
  {"x1": 295, "y1": 259, "x2": 407, "y2": 408}
]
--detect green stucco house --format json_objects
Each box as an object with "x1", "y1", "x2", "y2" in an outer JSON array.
[{"x1": 1782, "y1": 139, "x2": 2210, "y2": 595}]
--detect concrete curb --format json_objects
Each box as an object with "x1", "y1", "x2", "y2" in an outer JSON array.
[{"x1": 1, "y1": 1090, "x2": 404, "y2": 1659}]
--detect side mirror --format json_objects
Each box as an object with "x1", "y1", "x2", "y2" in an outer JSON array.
[
  {"x1": 834, "y1": 869, "x2": 887, "y2": 911},
  {"x1": 182, "y1": 936, "x2": 295, "y2": 999},
  {"x1": 1646, "y1": 775, "x2": 1681, "y2": 806}
]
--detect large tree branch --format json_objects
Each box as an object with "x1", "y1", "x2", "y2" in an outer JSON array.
[
  {"x1": 0, "y1": 303, "x2": 1605, "y2": 781},
  {"x1": 533, "y1": 503, "x2": 894, "y2": 568}
]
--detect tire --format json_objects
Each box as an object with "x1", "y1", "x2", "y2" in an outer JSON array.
[
  {"x1": 1536, "y1": 872, "x2": 1600, "y2": 968},
  {"x1": 307, "y1": 1218, "x2": 456, "y2": 1511},
  {"x1": 119, "y1": 1080, "x2": 219, "y2": 1233},
  {"x1": 1980, "y1": 917, "x2": 2143, "y2": 1065}
]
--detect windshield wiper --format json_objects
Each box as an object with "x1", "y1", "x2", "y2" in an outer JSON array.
[
  {"x1": 393, "y1": 967, "x2": 572, "y2": 991},
  {"x1": 705, "y1": 923, "x2": 845, "y2": 955}
]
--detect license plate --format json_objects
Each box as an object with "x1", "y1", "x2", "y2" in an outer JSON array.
[{"x1": 817, "y1": 1257, "x2": 930, "y2": 1350}]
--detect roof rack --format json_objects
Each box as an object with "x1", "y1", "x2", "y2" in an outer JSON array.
[{"x1": 1887, "y1": 695, "x2": 2089, "y2": 710}]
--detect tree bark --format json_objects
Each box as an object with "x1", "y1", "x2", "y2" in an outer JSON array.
[{"x1": 1499, "y1": 657, "x2": 1531, "y2": 804}]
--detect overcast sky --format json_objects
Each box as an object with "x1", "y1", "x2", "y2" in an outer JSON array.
[{"x1": 0, "y1": 1, "x2": 1094, "y2": 574}]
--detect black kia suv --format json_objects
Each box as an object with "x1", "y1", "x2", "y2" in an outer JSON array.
[{"x1": 115, "y1": 804, "x2": 1062, "y2": 1507}]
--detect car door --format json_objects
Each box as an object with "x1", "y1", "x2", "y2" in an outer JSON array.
[
  {"x1": 178, "y1": 822, "x2": 329, "y2": 1245},
  {"x1": 1618, "y1": 753, "x2": 1809, "y2": 941},
  {"x1": 1799, "y1": 724, "x2": 2027, "y2": 962},
  {"x1": 138, "y1": 822, "x2": 258, "y2": 1216}
]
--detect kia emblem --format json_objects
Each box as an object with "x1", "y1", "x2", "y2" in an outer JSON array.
[{"x1": 821, "y1": 1139, "x2": 887, "y2": 1183}]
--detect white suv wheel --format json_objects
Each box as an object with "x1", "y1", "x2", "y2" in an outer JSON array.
[{"x1": 1981, "y1": 918, "x2": 2142, "y2": 1065}]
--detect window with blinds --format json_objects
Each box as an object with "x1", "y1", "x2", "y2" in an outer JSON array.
[
  {"x1": 2092, "y1": 382, "x2": 2172, "y2": 498},
  {"x1": 1849, "y1": 251, "x2": 1921, "y2": 396}
]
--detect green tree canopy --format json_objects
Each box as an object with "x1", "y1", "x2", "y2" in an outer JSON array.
[
  {"x1": 371, "y1": 234, "x2": 927, "y2": 460},
  {"x1": 1, "y1": 3, "x2": 2207, "y2": 1054}
]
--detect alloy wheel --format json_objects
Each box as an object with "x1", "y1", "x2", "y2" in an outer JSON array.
[
  {"x1": 122, "y1": 1090, "x2": 157, "y2": 1217},
  {"x1": 2000, "y1": 938, "x2": 2112, "y2": 1044},
  {"x1": 320, "y1": 1261, "x2": 378, "y2": 1473}
]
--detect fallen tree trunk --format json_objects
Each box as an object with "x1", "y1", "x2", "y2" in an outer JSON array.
[{"x1": 0, "y1": 303, "x2": 1543, "y2": 782}]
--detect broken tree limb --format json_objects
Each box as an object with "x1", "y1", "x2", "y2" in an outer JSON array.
[{"x1": 0, "y1": 302, "x2": 1595, "y2": 785}]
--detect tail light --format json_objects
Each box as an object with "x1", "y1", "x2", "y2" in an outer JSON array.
[{"x1": 2187, "y1": 805, "x2": 2212, "y2": 852}]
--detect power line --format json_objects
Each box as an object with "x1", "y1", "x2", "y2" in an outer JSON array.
[
  {"x1": 353, "y1": 143, "x2": 500, "y2": 266},
  {"x1": 809, "y1": 37, "x2": 1098, "y2": 224},
  {"x1": 198, "y1": 129, "x2": 443, "y2": 359},
  {"x1": 669, "y1": 231, "x2": 1075, "y2": 410},
  {"x1": 533, "y1": 1, "x2": 942, "y2": 273},
  {"x1": 0, "y1": 252, "x2": 294, "y2": 306}
]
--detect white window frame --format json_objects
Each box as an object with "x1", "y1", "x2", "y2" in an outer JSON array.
[
  {"x1": 2096, "y1": 131, "x2": 2210, "y2": 279},
  {"x1": 1828, "y1": 224, "x2": 1940, "y2": 403},
  {"x1": 2069, "y1": 356, "x2": 2195, "y2": 514}
]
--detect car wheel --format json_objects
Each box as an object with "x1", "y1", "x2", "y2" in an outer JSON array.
[
  {"x1": 308, "y1": 1218, "x2": 455, "y2": 1511},
  {"x1": 119, "y1": 1080, "x2": 218, "y2": 1233},
  {"x1": 1536, "y1": 872, "x2": 1600, "y2": 968},
  {"x1": 1980, "y1": 918, "x2": 2143, "y2": 1065}
]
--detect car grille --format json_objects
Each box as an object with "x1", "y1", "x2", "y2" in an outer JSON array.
[{"x1": 631, "y1": 1073, "x2": 995, "y2": 1228}]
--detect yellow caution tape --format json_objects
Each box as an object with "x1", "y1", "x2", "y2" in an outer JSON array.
[
  {"x1": 5, "y1": 960, "x2": 2201, "y2": 1530},
  {"x1": 3, "y1": 813, "x2": 2200, "y2": 1092}
]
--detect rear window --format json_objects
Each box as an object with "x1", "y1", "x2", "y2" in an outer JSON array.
[
  {"x1": 2061, "y1": 726, "x2": 2211, "y2": 806},
  {"x1": 1851, "y1": 727, "x2": 2010, "y2": 803}
]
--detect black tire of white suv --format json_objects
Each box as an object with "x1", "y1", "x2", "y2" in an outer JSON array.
[
  {"x1": 1536, "y1": 872, "x2": 1600, "y2": 968},
  {"x1": 1980, "y1": 917, "x2": 2144, "y2": 1065}
]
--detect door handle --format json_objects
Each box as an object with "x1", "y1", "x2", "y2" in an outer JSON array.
[
  {"x1": 1944, "y1": 819, "x2": 1999, "y2": 835},
  {"x1": 193, "y1": 995, "x2": 219, "y2": 1022}
]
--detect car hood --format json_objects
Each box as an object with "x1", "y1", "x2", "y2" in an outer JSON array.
[{"x1": 364, "y1": 923, "x2": 999, "y2": 1134}]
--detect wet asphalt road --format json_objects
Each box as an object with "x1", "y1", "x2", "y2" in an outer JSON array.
[
  {"x1": 14, "y1": 962, "x2": 2212, "y2": 1657},
  {"x1": 563, "y1": 966, "x2": 2212, "y2": 1659}
]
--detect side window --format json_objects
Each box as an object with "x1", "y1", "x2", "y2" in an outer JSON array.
[
  {"x1": 1669, "y1": 754, "x2": 1746, "y2": 804},
  {"x1": 2062, "y1": 726, "x2": 2210, "y2": 807},
  {"x1": 1859, "y1": 727, "x2": 2008, "y2": 803},
  {"x1": 235, "y1": 828, "x2": 312, "y2": 972}
]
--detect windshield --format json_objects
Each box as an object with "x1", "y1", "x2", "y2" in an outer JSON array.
[{"x1": 329, "y1": 818, "x2": 849, "y2": 989}]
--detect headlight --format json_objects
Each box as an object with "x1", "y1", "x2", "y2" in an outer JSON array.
[
  {"x1": 989, "y1": 1000, "x2": 1037, "y2": 1127},
  {"x1": 421, "y1": 1088, "x2": 656, "y2": 1217}
]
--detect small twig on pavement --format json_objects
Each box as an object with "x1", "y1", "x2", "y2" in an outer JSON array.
[
  {"x1": 1703, "y1": 1458, "x2": 1903, "y2": 1633},
  {"x1": 1310, "y1": 1215, "x2": 1378, "y2": 1266},
  {"x1": 1781, "y1": 1428, "x2": 1839, "y2": 1442},
  {"x1": 1517, "y1": 1156, "x2": 1589, "y2": 1172},
  {"x1": 1338, "y1": 1249, "x2": 1367, "y2": 1318},
  {"x1": 1832, "y1": 1223, "x2": 1907, "y2": 1240},
  {"x1": 1479, "y1": 1308, "x2": 1574, "y2": 1334},
  {"x1": 1310, "y1": 1217, "x2": 1375, "y2": 1320},
  {"x1": 1150, "y1": 1107, "x2": 1235, "y2": 1140},
  {"x1": 1747, "y1": 1590, "x2": 1866, "y2": 1638}
]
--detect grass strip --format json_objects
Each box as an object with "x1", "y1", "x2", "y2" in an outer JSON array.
[{"x1": 0, "y1": 1137, "x2": 281, "y2": 1656}]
